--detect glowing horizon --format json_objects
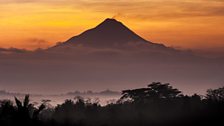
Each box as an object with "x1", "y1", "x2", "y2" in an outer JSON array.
[{"x1": 0, "y1": 0, "x2": 223, "y2": 53}]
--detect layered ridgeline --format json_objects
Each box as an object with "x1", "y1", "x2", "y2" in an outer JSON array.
[{"x1": 0, "y1": 18, "x2": 223, "y2": 94}]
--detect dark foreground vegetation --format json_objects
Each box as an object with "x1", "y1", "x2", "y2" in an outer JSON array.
[{"x1": 0, "y1": 82, "x2": 224, "y2": 126}]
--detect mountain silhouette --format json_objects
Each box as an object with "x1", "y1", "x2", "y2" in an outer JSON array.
[
  {"x1": 0, "y1": 18, "x2": 223, "y2": 95},
  {"x1": 52, "y1": 18, "x2": 169, "y2": 50}
]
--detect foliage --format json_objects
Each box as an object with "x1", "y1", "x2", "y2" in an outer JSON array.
[
  {"x1": 0, "y1": 82, "x2": 224, "y2": 126},
  {"x1": 206, "y1": 87, "x2": 224, "y2": 102},
  {"x1": 120, "y1": 82, "x2": 182, "y2": 103},
  {"x1": 0, "y1": 95, "x2": 45, "y2": 126}
]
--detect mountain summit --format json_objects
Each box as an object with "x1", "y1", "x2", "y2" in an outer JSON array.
[{"x1": 53, "y1": 18, "x2": 155, "y2": 48}]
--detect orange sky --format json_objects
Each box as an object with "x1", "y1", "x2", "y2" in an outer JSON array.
[{"x1": 0, "y1": 0, "x2": 223, "y2": 52}]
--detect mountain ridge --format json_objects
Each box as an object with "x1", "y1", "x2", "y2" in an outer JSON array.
[{"x1": 51, "y1": 18, "x2": 169, "y2": 50}]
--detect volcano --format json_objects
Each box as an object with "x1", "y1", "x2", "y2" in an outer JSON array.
[
  {"x1": 0, "y1": 18, "x2": 223, "y2": 95},
  {"x1": 52, "y1": 18, "x2": 170, "y2": 50}
]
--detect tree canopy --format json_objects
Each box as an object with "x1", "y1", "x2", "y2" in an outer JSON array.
[{"x1": 120, "y1": 82, "x2": 182, "y2": 102}]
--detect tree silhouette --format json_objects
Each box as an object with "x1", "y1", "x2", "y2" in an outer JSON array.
[
  {"x1": 14, "y1": 95, "x2": 45, "y2": 125},
  {"x1": 14, "y1": 95, "x2": 32, "y2": 121},
  {"x1": 120, "y1": 82, "x2": 182, "y2": 103},
  {"x1": 206, "y1": 87, "x2": 224, "y2": 102},
  {"x1": 0, "y1": 100, "x2": 15, "y2": 126},
  {"x1": 1, "y1": 83, "x2": 224, "y2": 126}
]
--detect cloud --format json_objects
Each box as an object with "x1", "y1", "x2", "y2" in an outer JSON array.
[
  {"x1": 0, "y1": 0, "x2": 33, "y2": 3},
  {"x1": 70, "y1": 0, "x2": 224, "y2": 20},
  {"x1": 0, "y1": 47, "x2": 28, "y2": 54},
  {"x1": 1, "y1": 0, "x2": 223, "y2": 20},
  {"x1": 112, "y1": 13, "x2": 124, "y2": 19},
  {"x1": 25, "y1": 38, "x2": 50, "y2": 49}
]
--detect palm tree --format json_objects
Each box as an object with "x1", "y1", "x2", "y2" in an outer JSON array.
[{"x1": 14, "y1": 95, "x2": 45, "y2": 121}]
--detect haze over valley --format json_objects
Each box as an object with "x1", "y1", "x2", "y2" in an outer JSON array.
[{"x1": 0, "y1": 18, "x2": 223, "y2": 95}]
